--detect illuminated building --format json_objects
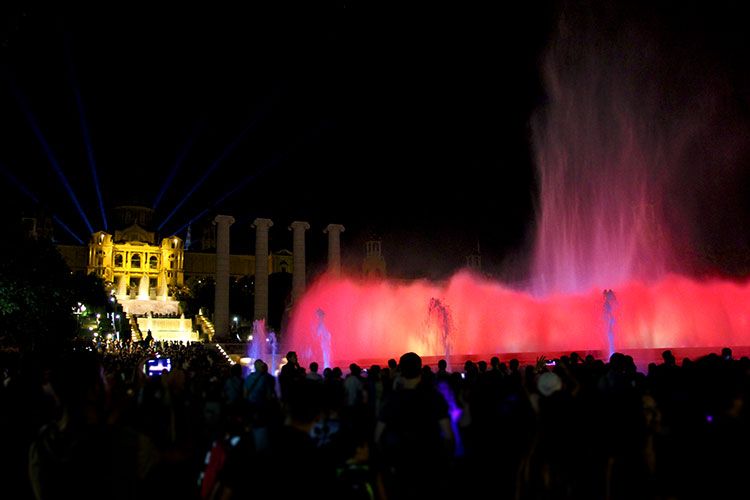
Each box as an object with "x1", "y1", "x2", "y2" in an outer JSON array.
[{"x1": 55, "y1": 205, "x2": 294, "y2": 340}]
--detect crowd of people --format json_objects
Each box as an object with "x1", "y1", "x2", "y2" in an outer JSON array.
[{"x1": 2, "y1": 339, "x2": 749, "y2": 499}]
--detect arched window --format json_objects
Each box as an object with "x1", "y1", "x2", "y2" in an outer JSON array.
[
  {"x1": 114, "y1": 254, "x2": 123, "y2": 267},
  {"x1": 131, "y1": 254, "x2": 141, "y2": 268},
  {"x1": 149, "y1": 255, "x2": 158, "y2": 269}
]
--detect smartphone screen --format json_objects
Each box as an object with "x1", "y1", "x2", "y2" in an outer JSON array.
[{"x1": 145, "y1": 358, "x2": 172, "y2": 376}]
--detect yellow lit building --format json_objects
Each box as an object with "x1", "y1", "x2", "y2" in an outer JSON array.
[
  {"x1": 88, "y1": 227, "x2": 185, "y2": 315},
  {"x1": 56, "y1": 206, "x2": 294, "y2": 320}
]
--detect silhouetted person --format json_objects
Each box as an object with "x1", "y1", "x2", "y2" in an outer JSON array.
[
  {"x1": 223, "y1": 363, "x2": 244, "y2": 409},
  {"x1": 278, "y1": 351, "x2": 304, "y2": 403},
  {"x1": 435, "y1": 359, "x2": 451, "y2": 385},
  {"x1": 306, "y1": 361, "x2": 323, "y2": 382},
  {"x1": 143, "y1": 329, "x2": 154, "y2": 348},
  {"x1": 387, "y1": 358, "x2": 398, "y2": 374},
  {"x1": 212, "y1": 379, "x2": 332, "y2": 499},
  {"x1": 375, "y1": 352, "x2": 454, "y2": 499},
  {"x1": 28, "y1": 350, "x2": 158, "y2": 500},
  {"x1": 243, "y1": 359, "x2": 278, "y2": 429}
]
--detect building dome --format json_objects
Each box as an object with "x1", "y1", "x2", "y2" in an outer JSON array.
[{"x1": 112, "y1": 206, "x2": 155, "y2": 232}]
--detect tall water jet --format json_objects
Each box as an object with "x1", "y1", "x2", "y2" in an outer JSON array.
[
  {"x1": 116, "y1": 274, "x2": 128, "y2": 297},
  {"x1": 285, "y1": 3, "x2": 750, "y2": 369},
  {"x1": 138, "y1": 275, "x2": 150, "y2": 300},
  {"x1": 268, "y1": 331, "x2": 279, "y2": 376},
  {"x1": 315, "y1": 308, "x2": 333, "y2": 369},
  {"x1": 528, "y1": 4, "x2": 738, "y2": 295},
  {"x1": 426, "y1": 298, "x2": 453, "y2": 371},
  {"x1": 603, "y1": 289, "x2": 618, "y2": 358},
  {"x1": 247, "y1": 319, "x2": 267, "y2": 369}
]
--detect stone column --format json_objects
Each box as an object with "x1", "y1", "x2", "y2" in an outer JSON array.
[
  {"x1": 253, "y1": 218, "x2": 273, "y2": 321},
  {"x1": 289, "y1": 221, "x2": 310, "y2": 303},
  {"x1": 324, "y1": 224, "x2": 345, "y2": 278},
  {"x1": 213, "y1": 215, "x2": 235, "y2": 341}
]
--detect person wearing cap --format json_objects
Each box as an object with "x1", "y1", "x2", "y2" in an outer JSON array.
[
  {"x1": 537, "y1": 371, "x2": 563, "y2": 398},
  {"x1": 520, "y1": 365, "x2": 586, "y2": 498}
]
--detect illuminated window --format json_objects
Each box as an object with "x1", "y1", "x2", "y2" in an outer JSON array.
[
  {"x1": 115, "y1": 254, "x2": 123, "y2": 267},
  {"x1": 131, "y1": 254, "x2": 141, "y2": 268},
  {"x1": 149, "y1": 255, "x2": 158, "y2": 269}
]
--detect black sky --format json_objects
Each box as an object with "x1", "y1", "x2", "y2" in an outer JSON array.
[{"x1": 1, "y1": 2, "x2": 749, "y2": 279}]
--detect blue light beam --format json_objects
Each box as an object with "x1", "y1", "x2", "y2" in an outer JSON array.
[
  {"x1": 153, "y1": 121, "x2": 203, "y2": 210},
  {"x1": 157, "y1": 109, "x2": 271, "y2": 232},
  {"x1": 11, "y1": 82, "x2": 94, "y2": 234},
  {"x1": 66, "y1": 37, "x2": 108, "y2": 230},
  {"x1": 169, "y1": 150, "x2": 288, "y2": 237},
  {"x1": 0, "y1": 161, "x2": 84, "y2": 244},
  {"x1": 169, "y1": 122, "x2": 328, "y2": 237}
]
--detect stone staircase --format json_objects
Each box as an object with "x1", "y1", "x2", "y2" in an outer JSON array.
[
  {"x1": 129, "y1": 315, "x2": 143, "y2": 342},
  {"x1": 195, "y1": 312, "x2": 216, "y2": 341}
]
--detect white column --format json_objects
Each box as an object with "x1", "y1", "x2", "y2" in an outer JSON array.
[
  {"x1": 213, "y1": 215, "x2": 235, "y2": 340},
  {"x1": 289, "y1": 221, "x2": 310, "y2": 303},
  {"x1": 324, "y1": 224, "x2": 345, "y2": 278},
  {"x1": 253, "y1": 218, "x2": 273, "y2": 321}
]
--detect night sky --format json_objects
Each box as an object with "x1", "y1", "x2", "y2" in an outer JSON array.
[{"x1": 1, "y1": 2, "x2": 749, "y2": 280}]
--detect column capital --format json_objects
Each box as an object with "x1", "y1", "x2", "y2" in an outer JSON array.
[
  {"x1": 289, "y1": 221, "x2": 311, "y2": 231},
  {"x1": 324, "y1": 223, "x2": 345, "y2": 234},
  {"x1": 252, "y1": 218, "x2": 274, "y2": 230},
  {"x1": 213, "y1": 214, "x2": 235, "y2": 226}
]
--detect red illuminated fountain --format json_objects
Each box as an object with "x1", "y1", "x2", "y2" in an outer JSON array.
[
  {"x1": 286, "y1": 12, "x2": 750, "y2": 370},
  {"x1": 286, "y1": 272, "x2": 750, "y2": 369}
]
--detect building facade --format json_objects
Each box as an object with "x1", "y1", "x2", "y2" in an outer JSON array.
[{"x1": 55, "y1": 206, "x2": 294, "y2": 316}]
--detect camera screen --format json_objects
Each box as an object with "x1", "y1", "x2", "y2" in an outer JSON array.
[{"x1": 145, "y1": 358, "x2": 172, "y2": 376}]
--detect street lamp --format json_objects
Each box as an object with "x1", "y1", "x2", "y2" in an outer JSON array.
[
  {"x1": 232, "y1": 316, "x2": 239, "y2": 341},
  {"x1": 73, "y1": 302, "x2": 87, "y2": 331},
  {"x1": 114, "y1": 314, "x2": 121, "y2": 340}
]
